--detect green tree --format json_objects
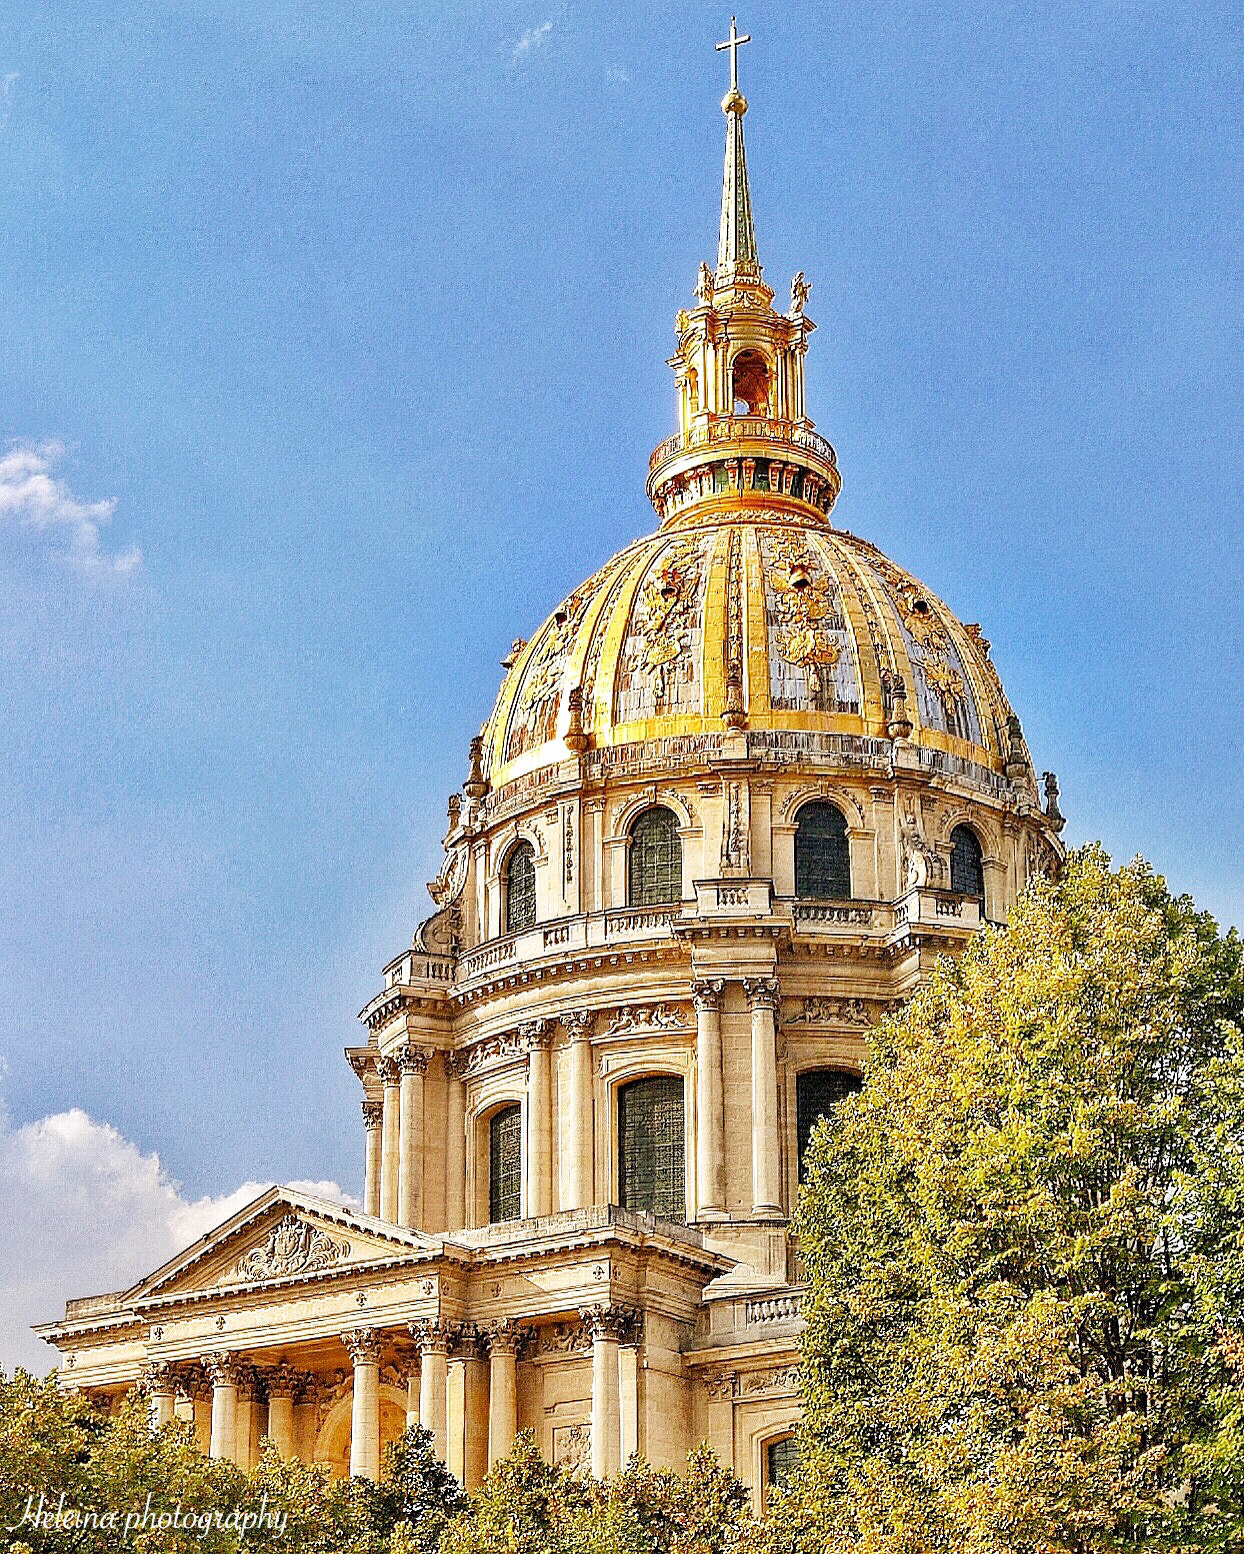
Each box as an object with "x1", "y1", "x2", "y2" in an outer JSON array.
[
  {"x1": 440, "y1": 1433, "x2": 749, "y2": 1554},
  {"x1": 0, "y1": 1371, "x2": 456, "y2": 1553},
  {"x1": 757, "y1": 847, "x2": 1244, "y2": 1554}
]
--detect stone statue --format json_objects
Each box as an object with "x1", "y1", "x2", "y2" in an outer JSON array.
[
  {"x1": 696, "y1": 261, "x2": 714, "y2": 304},
  {"x1": 790, "y1": 271, "x2": 811, "y2": 314},
  {"x1": 901, "y1": 807, "x2": 939, "y2": 889}
]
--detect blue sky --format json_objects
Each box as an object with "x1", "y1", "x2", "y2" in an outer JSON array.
[{"x1": 0, "y1": 0, "x2": 1239, "y2": 1338}]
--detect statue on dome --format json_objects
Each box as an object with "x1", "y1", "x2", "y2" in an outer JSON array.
[
  {"x1": 696, "y1": 262, "x2": 715, "y2": 304},
  {"x1": 791, "y1": 271, "x2": 811, "y2": 314}
]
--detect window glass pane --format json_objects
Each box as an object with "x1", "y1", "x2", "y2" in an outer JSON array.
[
  {"x1": 767, "y1": 1435, "x2": 799, "y2": 1492},
  {"x1": 506, "y1": 843, "x2": 537, "y2": 933},
  {"x1": 796, "y1": 1068, "x2": 862, "y2": 1182},
  {"x1": 618, "y1": 1076, "x2": 685, "y2": 1222},
  {"x1": 794, "y1": 803, "x2": 851, "y2": 900},
  {"x1": 489, "y1": 1104, "x2": 522, "y2": 1223},
  {"x1": 628, "y1": 808, "x2": 682, "y2": 907},
  {"x1": 950, "y1": 825, "x2": 985, "y2": 901}
]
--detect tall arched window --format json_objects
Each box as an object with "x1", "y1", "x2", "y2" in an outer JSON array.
[
  {"x1": 504, "y1": 841, "x2": 537, "y2": 934},
  {"x1": 488, "y1": 1104, "x2": 522, "y2": 1223},
  {"x1": 618, "y1": 1075, "x2": 685, "y2": 1222},
  {"x1": 794, "y1": 802, "x2": 851, "y2": 900},
  {"x1": 796, "y1": 1068, "x2": 862, "y2": 1182},
  {"x1": 765, "y1": 1435, "x2": 800, "y2": 1504},
  {"x1": 950, "y1": 824, "x2": 985, "y2": 904},
  {"x1": 628, "y1": 807, "x2": 682, "y2": 908}
]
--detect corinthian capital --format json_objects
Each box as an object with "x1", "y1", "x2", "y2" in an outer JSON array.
[
  {"x1": 579, "y1": 1303, "x2": 638, "y2": 1342},
  {"x1": 140, "y1": 1362, "x2": 176, "y2": 1395},
  {"x1": 743, "y1": 976, "x2": 780, "y2": 1012},
  {"x1": 375, "y1": 1057, "x2": 400, "y2": 1086},
  {"x1": 342, "y1": 1328, "x2": 383, "y2": 1365},
  {"x1": 398, "y1": 1046, "x2": 430, "y2": 1076},
  {"x1": 203, "y1": 1352, "x2": 244, "y2": 1387},
  {"x1": 692, "y1": 978, "x2": 725, "y2": 1013},
  {"x1": 408, "y1": 1319, "x2": 456, "y2": 1356},
  {"x1": 519, "y1": 1018, "x2": 553, "y2": 1051},
  {"x1": 361, "y1": 1099, "x2": 384, "y2": 1130}
]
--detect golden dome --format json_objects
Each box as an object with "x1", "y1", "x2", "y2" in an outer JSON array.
[
  {"x1": 478, "y1": 36, "x2": 1025, "y2": 804},
  {"x1": 480, "y1": 512, "x2": 1019, "y2": 793}
]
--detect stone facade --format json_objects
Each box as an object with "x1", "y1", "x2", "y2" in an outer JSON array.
[{"x1": 36, "y1": 34, "x2": 1066, "y2": 1511}]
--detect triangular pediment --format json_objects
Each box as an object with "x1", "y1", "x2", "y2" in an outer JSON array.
[{"x1": 131, "y1": 1187, "x2": 442, "y2": 1303}]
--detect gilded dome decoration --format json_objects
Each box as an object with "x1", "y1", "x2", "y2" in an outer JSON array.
[{"x1": 481, "y1": 524, "x2": 1018, "y2": 791}]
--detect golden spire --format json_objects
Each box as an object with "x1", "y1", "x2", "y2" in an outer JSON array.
[{"x1": 715, "y1": 18, "x2": 760, "y2": 284}]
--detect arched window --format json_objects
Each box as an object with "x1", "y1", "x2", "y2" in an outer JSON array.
[
  {"x1": 796, "y1": 1068, "x2": 862, "y2": 1182},
  {"x1": 765, "y1": 1435, "x2": 800, "y2": 1502},
  {"x1": 504, "y1": 841, "x2": 537, "y2": 934},
  {"x1": 950, "y1": 824, "x2": 985, "y2": 903},
  {"x1": 732, "y1": 349, "x2": 770, "y2": 415},
  {"x1": 488, "y1": 1104, "x2": 522, "y2": 1223},
  {"x1": 794, "y1": 802, "x2": 851, "y2": 900},
  {"x1": 628, "y1": 807, "x2": 682, "y2": 908},
  {"x1": 618, "y1": 1075, "x2": 685, "y2": 1222}
]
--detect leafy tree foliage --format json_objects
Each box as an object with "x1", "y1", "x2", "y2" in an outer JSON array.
[
  {"x1": 440, "y1": 1433, "x2": 749, "y2": 1554},
  {"x1": 765, "y1": 846, "x2": 1244, "y2": 1554},
  {"x1": 0, "y1": 1378, "x2": 747, "y2": 1554}
]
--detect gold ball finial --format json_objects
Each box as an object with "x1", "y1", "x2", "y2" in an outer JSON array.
[{"x1": 721, "y1": 86, "x2": 747, "y2": 116}]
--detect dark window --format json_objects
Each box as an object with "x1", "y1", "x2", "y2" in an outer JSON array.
[
  {"x1": 950, "y1": 825, "x2": 985, "y2": 902},
  {"x1": 505, "y1": 841, "x2": 537, "y2": 933},
  {"x1": 628, "y1": 807, "x2": 682, "y2": 908},
  {"x1": 618, "y1": 1076, "x2": 685, "y2": 1222},
  {"x1": 766, "y1": 1435, "x2": 799, "y2": 1495},
  {"x1": 796, "y1": 1068, "x2": 862, "y2": 1182},
  {"x1": 489, "y1": 1104, "x2": 522, "y2": 1223},
  {"x1": 794, "y1": 803, "x2": 851, "y2": 900}
]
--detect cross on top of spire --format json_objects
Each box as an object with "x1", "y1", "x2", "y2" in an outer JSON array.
[{"x1": 715, "y1": 17, "x2": 750, "y2": 94}]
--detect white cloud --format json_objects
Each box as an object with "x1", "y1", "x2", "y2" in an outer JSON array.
[
  {"x1": 0, "y1": 73, "x2": 16, "y2": 129},
  {"x1": 512, "y1": 20, "x2": 552, "y2": 63},
  {"x1": 0, "y1": 440, "x2": 140, "y2": 576},
  {"x1": 0, "y1": 1097, "x2": 357, "y2": 1375},
  {"x1": 606, "y1": 66, "x2": 630, "y2": 85}
]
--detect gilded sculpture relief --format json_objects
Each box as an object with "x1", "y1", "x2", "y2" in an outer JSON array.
[
  {"x1": 613, "y1": 537, "x2": 705, "y2": 722},
  {"x1": 760, "y1": 529, "x2": 856, "y2": 713}
]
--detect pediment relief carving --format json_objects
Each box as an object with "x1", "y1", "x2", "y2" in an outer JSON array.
[{"x1": 233, "y1": 1215, "x2": 350, "y2": 1283}]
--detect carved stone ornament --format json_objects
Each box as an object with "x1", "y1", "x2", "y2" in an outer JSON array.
[
  {"x1": 361, "y1": 1099, "x2": 384, "y2": 1130},
  {"x1": 603, "y1": 1002, "x2": 688, "y2": 1037},
  {"x1": 537, "y1": 1321, "x2": 591, "y2": 1355},
  {"x1": 233, "y1": 1215, "x2": 349, "y2": 1284},
  {"x1": 784, "y1": 995, "x2": 877, "y2": 1028}
]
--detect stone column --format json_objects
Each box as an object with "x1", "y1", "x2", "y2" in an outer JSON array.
[
  {"x1": 362, "y1": 1100, "x2": 384, "y2": 1218},
  {"x1": 343, "y1": 1329, "x2": 382, "y2": 1481},
  {"x1": 525, "y1": 1025, "x2": 553, "y2": 1218},
  {"x1": 398, "y1": 1049, "x2": 428, "y2": 1229},
  {"x1": 462, "y1": 1336, "x2": 490, "y2": 1491},
  {"x1": 206, "y1": 1353, "x2": 240, "y2": 1463},
  {"x1": 378, "y1": 1059, "x2": 401, "y2": 1223},
  {"x1": 262, "y1": 1366, "x2": 303, "y2": 1459},
  {"x1": 693, "y1": 979, "x2": 726, "y2": 1218},
  {"x1": 411, "y1": 1321, "x2": 451, "y2": 1463},
  {"x1": 402, "y1": 1348, "x2": 421, "y2": 1430},
  {"x1": 582, "y1": 1305, "x2": 629, "y2": 1480},
  {"x1": 565, "y1": 1020, "x2": 594, "y2": 1210},
  {"x1": 486, "y1": 1321, "x2": 522, "y2": 1467},
  {"x1": 745, "y1": 978, "x2": 782, "y2": 1216},
  {"x1": 444, "y1": 1057, "x2": 466, "y2": 1231},
  {"x1": 143, "y1": 1363, "x2": 176, "y2": 1430}
]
